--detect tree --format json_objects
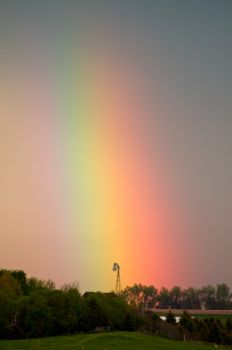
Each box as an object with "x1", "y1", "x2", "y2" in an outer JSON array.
[
  {"x1": 166, "y1": 311, "x2": 176, "y2": 324},
  {"x1": 182, "y1": 287, "x2": 201, "y2": 309},
  {"x1": 121, "y1": 284, "x2": 157, "y2": 313},
  {"x1": 203, "y1": 318, "x2": 223, "y2": 344},
  {"x1": 216, "y1": 284, "x2": 231, "y2": 309},
  {"x1": 199, "y1": 285, "x2": 216, "y2": 309},
  {"x1": 179, "y1": 311, "x2": 194, "y2": 332},
  {"x1": 27, "y1": 278, "x2": 55, "y2": 293},
  {"x1": 157, "y1": 287, "x2": 170, "y2": 308},
  {"x1": 0, "y1": 271, "x2": 23, "y2": 339},
  {"x1": 123, "y1": 311, "x2": 136, "y2": 331},
  {"x1": 0, "y1": 271, "x2": 22, "y2": 298},
  {"x1": 80, "y1": 293, "x2": 111, "y2": 331},
  {"x1": 226, "y1": 318, "x2": 232, "y2": 332},
  {"x1": 169, "y1": 286, "x2": 182, "y2": 309},
  {"x1": 16, "y1": 292, "x2": 52, "y2": 338}
]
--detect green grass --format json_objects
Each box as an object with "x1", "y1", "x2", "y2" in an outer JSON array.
[
  {"x1": 193, "y1": 314, "x2": 232, "y2": 322},
  {"x1": 0, "y1": 332, "x2": 218, "y2": 350}
]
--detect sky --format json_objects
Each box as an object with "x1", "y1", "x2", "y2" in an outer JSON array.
[{"x1": 0, "y1": 0, "x2": 232, "y2": 293}]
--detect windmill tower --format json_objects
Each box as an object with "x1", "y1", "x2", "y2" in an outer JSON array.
[{"x1": 112, "y1": 262, "x2": 121, "y2": 294}]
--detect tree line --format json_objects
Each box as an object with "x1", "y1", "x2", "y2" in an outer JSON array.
[
  {"x1": 142, "y1": 310, "x2": 232, "y2": 346},
  {"x1": 0, "y1": 269, "x2": 137, "y2": 339},
  {"x1": 1, "y1": 269, "x2": 232, "y2": 345},
  {"x1": 122, "y1": 283, "x2": 232, "y2": 310}
]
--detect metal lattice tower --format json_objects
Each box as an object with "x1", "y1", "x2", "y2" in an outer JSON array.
[{"x1": 112, "y1": 262, "x2": 121, "y2": 294}]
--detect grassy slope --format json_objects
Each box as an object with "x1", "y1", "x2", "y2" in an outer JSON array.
[{"x1": 0, "y1": 332, "x2": 216, "y2": 350}]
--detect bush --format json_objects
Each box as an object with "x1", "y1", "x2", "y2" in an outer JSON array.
[{"x1": 166, "y1": 311, "x2": 176, "y2": 324}]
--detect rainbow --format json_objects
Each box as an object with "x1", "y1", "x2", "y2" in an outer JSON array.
[
  {"x1": 55, "y1": 50, "x2": 176, "y2": 291},
  {"x1": 1, "y1": 37, "x2": 178, "y2": 292}
]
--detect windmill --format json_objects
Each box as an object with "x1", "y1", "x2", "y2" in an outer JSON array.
[{"x1": 112, "y1": 262, "x2": 121, "y2": 294}]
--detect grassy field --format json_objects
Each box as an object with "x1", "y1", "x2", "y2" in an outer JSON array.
[
  {"x1": 155, "y1": 309, "x2": 232, "y2": 323},
  {"x1": 0, "y1": 332, "x2": 218, "y2": 350},
  {"x1": 192, "y1": 314, "x2": 232, "y2": 324}
]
